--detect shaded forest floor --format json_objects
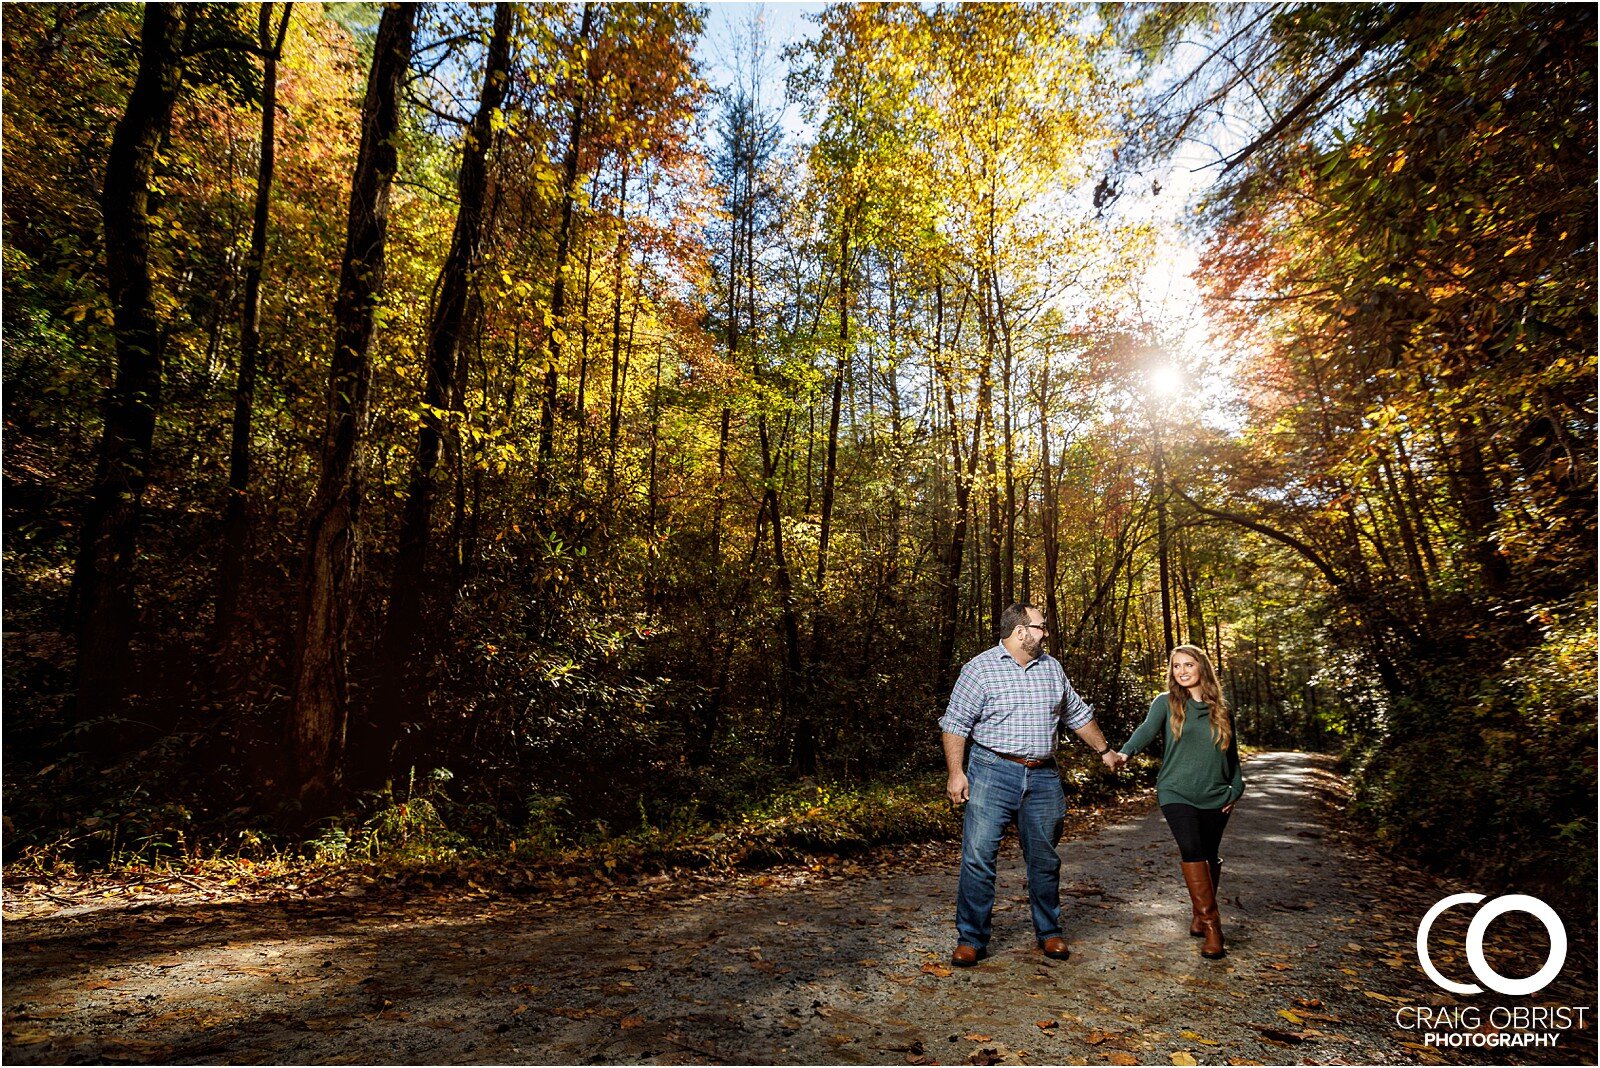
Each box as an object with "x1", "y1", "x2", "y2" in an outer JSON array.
[{"x1": 4, "y1": 753, "x2": 1594, "y2": 1066}]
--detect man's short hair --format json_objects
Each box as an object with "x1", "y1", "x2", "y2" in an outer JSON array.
[{"x1": 998, "y1": 602, "x2": 1035, "y2": 640}]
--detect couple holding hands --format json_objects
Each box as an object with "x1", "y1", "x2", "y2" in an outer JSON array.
[{"x1": 939, "y1": 603, "x2": 1243, "y2": 967}]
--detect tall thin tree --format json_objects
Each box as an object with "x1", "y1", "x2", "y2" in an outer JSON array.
[
  {"x1": 362, "y1": 3, "x2": 514, "y2": 785},
  {"x1": 534, "y1": 2, "x2": 594, "y2": 496},
  {"x1": 71, "y1": 2, "x2": 192, "y2": 727},
  {"x1": 289, "y1": 1, "x2": 417, "y2": 806},
  {"x1": 216, "y1": 1, "x2": 294, "y2": 650}
]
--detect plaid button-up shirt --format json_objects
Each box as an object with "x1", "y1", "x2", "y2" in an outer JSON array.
[{"x1": 938, "y1": 643, "x2": 1094, "y2": 761}]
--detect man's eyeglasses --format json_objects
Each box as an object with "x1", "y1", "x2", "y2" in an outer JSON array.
[{"x1": 1023, "y1": 623, "x2": 1049, "y2": 633}]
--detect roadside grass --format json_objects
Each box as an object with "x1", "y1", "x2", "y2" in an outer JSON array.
[{"x1": 3, "y1": 757, "x2": 1158, "y2": 899}]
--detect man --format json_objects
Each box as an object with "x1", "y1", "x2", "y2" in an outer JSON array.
[{"x1": 939, "y1": 602, "x2": 1124, "y2": 966}]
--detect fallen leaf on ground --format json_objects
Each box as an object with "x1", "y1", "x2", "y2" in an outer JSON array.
[
  {"x1": 7, "y1": 1029, "x2": 53, "y2": 1046},
  {"x1": 1106, "y1": 1053, "x2": 1138, "y2": 1066},
  {"x1": 964, "y1": 1033, "x2": 993, "y2": 1042},
  {"x1": 1035, "y1": 1019, "x2": 1058, "y2": 1031},
  {"x1": 1172, "y1": 1053, "x2": 1198, "y2": 1066},
  {"x1": 100, "y1": 1039, "x2": 172, "y2": 1056},
  {"x1": 879, "y1": 1039, "x2": 925, "y2": 1055},
  {"x1": 921, "y1": 962, "x2": 952, "y2": 978},
  {"x1": 303, "y1": 1017, "x2": 349, "y2": 1032},
  {"x1": 1277, "y1": 1009, "x2": 1303, "y2": 1024},
  {"x1": 1247, "y1": 1024, "x2": 1306, "y2": 1044},
  {"x1": 1178, "y1": 1030, "x2": 1219, "y2": 1045}
]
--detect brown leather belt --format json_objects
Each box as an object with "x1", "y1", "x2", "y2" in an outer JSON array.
[{"x1": 994, "y1": 752, "x2": 1056, "y2": 769}]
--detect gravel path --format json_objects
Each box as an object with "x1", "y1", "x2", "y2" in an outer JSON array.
[{"x1": 4, "y1": 752, "x2": 1594, "y2": 1065}]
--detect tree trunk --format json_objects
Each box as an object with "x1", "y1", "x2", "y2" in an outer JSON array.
[
  {"x1": 1449, "y1": 415, "x2": 1512, "y2": 593},
  {"x1": 933, "y1": 278, "x2": 985, "y2": 703},
  {"x1": 535, "y1": 2, "x2": 594, "y2": 496},
  {"x1": 1393, "y1": 430, "x2": 1441, "y2": 577},
  {"x1": 1037, "y1": 370, "x2": 1061, "y2": 646},
  {"x1": 816, "y1": 225, "x2": 849, "y2": 592},
  {"x1": 1377, "y1": 449, "x2": 1432, "y2": 611},
  {"x1": 606, "y1": 158, "x2": 630, "y2": 501},
  {"x1": 359, "y1": 2, "x2": 511, "y2": 788},
  {"x1": 575, "y1": 237, "x2": 594, "y2": 470},
  {"x1": 711, "y1": 142, "x2": 739, "y2": 565},
  {"x1": 645, "y1": 339, "x2": 663, "y2": 603},
  {"x1": 1152, "y1": 433, "x2": 1173, "y2": 655},
  {"x1": 71, "y1": 1, "x2": 189, "y2": 727},
  {"x1": 216, "y1": 2, "x2": 293, "y2": 651},
  {"x1": 993, "y1": 269, "x2": 1016, "y2": 608},
  {"x1": 762, "y1": 407, "x2": 808, "y2": 769},
  {"x1": 979, "y1": 273, "x2": 1002, "y2": 634},
  {"x1": 289, "y1": 2, "x2": 416, "y2": 808}
]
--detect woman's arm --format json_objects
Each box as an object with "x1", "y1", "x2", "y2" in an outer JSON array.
[
  {"x1": 1223, "y1": 725, "x2": 1244, "y2": 810},
  {"x1": 1120, "y1": 696, "x2": 1167, "y2": 756}
]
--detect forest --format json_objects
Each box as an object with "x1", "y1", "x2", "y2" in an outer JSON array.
[{"x1": 2, "y1": 1, "x2": 1594, "y2": 905}]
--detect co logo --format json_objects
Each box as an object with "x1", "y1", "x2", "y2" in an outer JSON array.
[{"x1": 1416, "y1": 893, "x2": 1567, "y2": 996}]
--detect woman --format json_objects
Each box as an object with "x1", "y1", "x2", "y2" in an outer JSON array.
[{"x1": 1118, "y1": 644, "x2": 1243, "y2": 959}]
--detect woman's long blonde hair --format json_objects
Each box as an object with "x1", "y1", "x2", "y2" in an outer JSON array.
[{"x1": 1166, "y1": 644, "x2": 1232, "y2": 749}]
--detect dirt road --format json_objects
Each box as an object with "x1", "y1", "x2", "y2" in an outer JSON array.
[{"x1": 4, "y1": 752, "x2": 1594, "y2": 1065}]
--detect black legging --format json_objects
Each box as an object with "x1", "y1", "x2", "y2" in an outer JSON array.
[{"x1": 1160, "y1": 803, "x2": 1230, "y2": 863}]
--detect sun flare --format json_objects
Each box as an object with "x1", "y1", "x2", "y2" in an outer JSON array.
[{"x1": 1147, "y1": 363, "x2": 1184, "y2": 401}]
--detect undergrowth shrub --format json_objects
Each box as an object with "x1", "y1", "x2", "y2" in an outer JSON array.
[{"x1": 1350, "y1": 602, "x2": 1596, "y2": 905}]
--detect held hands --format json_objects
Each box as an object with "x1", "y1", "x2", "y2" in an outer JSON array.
[
  {"x1": 1100, "y1": 749, "x2": 1127, "y2": 771},
  {"x1": 946, "y1": 771, "x2": 970, "y2": 806}
]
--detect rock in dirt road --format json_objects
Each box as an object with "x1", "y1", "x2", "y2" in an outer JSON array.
[{"x1": 4, "y1": 752, "x2": 1594, "y2": 1065}]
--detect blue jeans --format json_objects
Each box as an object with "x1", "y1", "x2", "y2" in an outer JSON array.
[{"x1": 956, "y1": 744, "x2": 1067, "y2": 950}]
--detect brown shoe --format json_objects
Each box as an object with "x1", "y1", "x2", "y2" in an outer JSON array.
[
  {"x1": 951, "y1": 944, "x2": 984, "y2": 967},
  {"x1": 1039, "y1": 936, "x2": 1070, "y2": 961}
]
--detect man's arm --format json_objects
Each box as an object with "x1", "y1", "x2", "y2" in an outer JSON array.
[
  {"x1": 939, "y1": 662, "x2": 985, "y2": 804},
  {"x1": 942, "y1": 732, "x2": 969, "y2": 804}
]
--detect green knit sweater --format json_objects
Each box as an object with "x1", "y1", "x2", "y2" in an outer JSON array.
[{"x1": 1121, "y1": 693, "x2": 1245, "y2": 809}]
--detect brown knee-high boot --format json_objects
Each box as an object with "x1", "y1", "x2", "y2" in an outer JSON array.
[
  {"x1": 1189, "y1": 859, "x2": 1220, "y2": 937},
  {"x1": 1181, "y1": 860, "x2": 1225, "y2": 959}
]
